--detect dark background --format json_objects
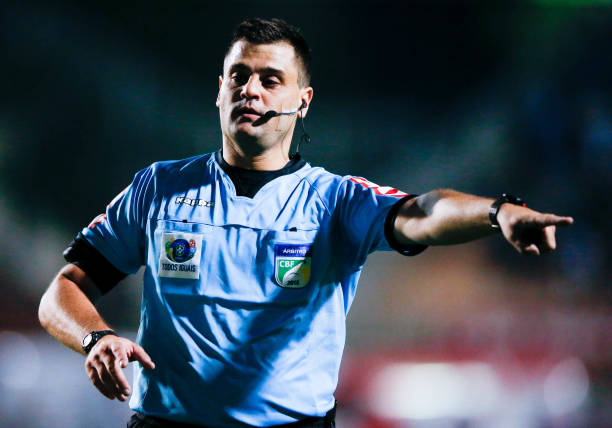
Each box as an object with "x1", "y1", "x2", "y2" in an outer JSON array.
[{"x1": 0, "y1": 1, "x2": 610, "y2": 427}]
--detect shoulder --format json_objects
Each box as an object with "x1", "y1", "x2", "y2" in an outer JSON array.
[
  {"x1": 140, "y1": 153, "x2": 214, "y2": 188},
  {"x1": 300, "y1": 163, "x2": 410, "y2": 210},
  {"x1": 298, "y1": 164, "x2": 342, "y2": 205},
  {"x1": 297, "y1": 164, "x2": 369, "y2": 213},
  {"x1": 126, "y1": 153, "x2": 214, "y2": 201},
  {"x1": 300, "y1": 164, "x2": 399, "y2": 199},
  {"x1": 299, "y1": 163, "x2": 343, "y2": 190},
  {"x1": 148, "y1": 153, "x2": 213, "y2": 178}
]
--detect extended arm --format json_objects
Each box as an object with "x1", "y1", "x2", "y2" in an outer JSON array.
[
  {"x1": 39, "y1": 264, "x2": 154, "y2": 401},
  {"x1": 393, "y1": 189, "x2": 573, "y2": 255}
]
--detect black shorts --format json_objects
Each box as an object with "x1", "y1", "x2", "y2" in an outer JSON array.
[{"x1": 127, "y1": 404, "x2": 336, "y2": 428}]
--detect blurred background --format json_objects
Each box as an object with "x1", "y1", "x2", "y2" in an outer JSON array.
[{"x1": 1, "y1": 0, "x2": 610, "y2": 427}]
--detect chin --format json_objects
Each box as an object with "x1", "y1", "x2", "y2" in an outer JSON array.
[
  {"x1": 230, "y1": 131, "x2": 268, "y2": 155},
  {"x1": 233, "y1": 127, "x2": 260, "y2": 143}
]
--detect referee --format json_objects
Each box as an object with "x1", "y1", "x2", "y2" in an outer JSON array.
[{"x1": 39, "y1": 18, "x2": 573, "y2": 428}]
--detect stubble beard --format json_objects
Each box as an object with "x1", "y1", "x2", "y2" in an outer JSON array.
[
  {"x1": 227, "y1": 122, "x2": 278, "y2": 158},
  {"x1": 232, "y1": 117, "x2": 295, "y2": 156}
]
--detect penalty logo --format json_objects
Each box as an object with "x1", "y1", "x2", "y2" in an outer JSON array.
[{"x1": 274, "y1": 244, "x2": 312, "y2": 288}]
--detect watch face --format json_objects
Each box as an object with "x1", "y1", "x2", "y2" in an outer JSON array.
[{"x1": 83, "y1": 333, "x2": 93, "y2": 348}]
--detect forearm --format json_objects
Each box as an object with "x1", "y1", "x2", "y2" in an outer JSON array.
[
  {"x1": 39, "y1": 264, "x2": 110, "y2": 355},
  {"x1": 40, "y1": 266, "x2": 154, "y2": 402},
  {"x1": 394, "y1": 189, "x2": 497, "y2": 246}
]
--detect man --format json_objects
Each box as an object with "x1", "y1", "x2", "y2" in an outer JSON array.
[{"x1": 38, "y1": 18, "x2": 573, "y2": 428}]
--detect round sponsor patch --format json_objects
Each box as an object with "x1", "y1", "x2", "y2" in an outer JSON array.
[{"x1": 165, "y1": 238, "x2": 197, "y2": 263}]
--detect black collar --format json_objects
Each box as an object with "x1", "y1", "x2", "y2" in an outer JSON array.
[{"x1": 215, "y1": 150, "x2": 306, "y2": 198}]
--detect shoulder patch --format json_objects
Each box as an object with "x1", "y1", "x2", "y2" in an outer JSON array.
[
  {"x1": 349, "y1": 177, "x2": 408, "y2": 198},
  {"x1": 88, "y1": 213, "x2": 107, "y2": 229}
]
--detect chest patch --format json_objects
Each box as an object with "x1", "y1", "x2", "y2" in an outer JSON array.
[
  {"x1": 158, "y1": 232, "x2": 203, "y2": 279},
  {"x1": 274, "y1": 244, "x2": 312, "y2": 288}
]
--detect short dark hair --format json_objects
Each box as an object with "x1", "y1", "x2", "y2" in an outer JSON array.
[{"x1": 225, "y1": 18, "x2": 311, "y2": 87}]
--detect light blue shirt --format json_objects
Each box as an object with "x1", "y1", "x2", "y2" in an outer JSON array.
[{"x1": 82, "y1": 152, "x2": 420, "y2": 427}]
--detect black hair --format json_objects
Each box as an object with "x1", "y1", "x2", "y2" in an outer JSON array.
[{"x1": 226, "y1": 18, "x2": 311, "y2": 86}]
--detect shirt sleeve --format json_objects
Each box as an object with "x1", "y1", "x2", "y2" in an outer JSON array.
[
  {"x1": 77, "y1": 166, "x2": 154, "y2": 275},
  {"x1": 335, "y1": 176, "x2": 427, "y2": 267}
]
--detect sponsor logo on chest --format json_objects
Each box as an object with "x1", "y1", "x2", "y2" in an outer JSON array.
[
  {"x1": 274, "y1": 244, "x2": 312, "y2": 288},
  {"x1": 158, "y1": 232, "x2": 203, "y2": 279},
  {"x1": 175, "y1": 196, "x2": 214, "y2": 207}
]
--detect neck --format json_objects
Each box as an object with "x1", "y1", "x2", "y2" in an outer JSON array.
[{"x1": 221, "y1": 137, "x2": 292, "y2": 171}]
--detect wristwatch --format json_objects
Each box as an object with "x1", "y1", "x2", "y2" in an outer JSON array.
[
  {"x1": 82, "y1": 330, "x2": 117, "y2": 354},
  {"x1": 489, "y1": 193, "x2": 526, "y2": 229}
]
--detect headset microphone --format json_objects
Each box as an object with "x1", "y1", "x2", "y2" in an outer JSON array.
[{"x1": 261, "y1": 100, "x2": 307, "y2": 119}]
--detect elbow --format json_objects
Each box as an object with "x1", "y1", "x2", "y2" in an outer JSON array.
[
  {"x1": 416, "y1": 189, "x2": 457, "y2": 216},
  {"x1": 38, "y1": 303, "x2": 49, "y2": 331},
  {"x1": 38, "y1": 280, "x2": 57, "y2": 331},
  {"x1": 394, "y1": 189, "x2": 459, "y2": 245},
  {"x1": 38, "y1": 269, "x2": 69, "y2": 332}
]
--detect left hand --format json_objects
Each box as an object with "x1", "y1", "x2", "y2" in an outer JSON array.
[{"x1": 497, "y1": 204, "x2": 574, "y2": 255}]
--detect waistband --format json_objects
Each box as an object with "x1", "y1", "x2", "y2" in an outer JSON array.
[{"x1": 131, "y1": 403, "x2": 336, "y2": 428}]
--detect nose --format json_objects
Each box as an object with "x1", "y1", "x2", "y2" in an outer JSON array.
[{"x1": 240, "y1": 75, "x2": 261, "y2": 101}]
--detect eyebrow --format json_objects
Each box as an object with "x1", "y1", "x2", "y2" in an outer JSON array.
[{"x1": 228, "y1": 63, "x2": 286, "y2": 77}]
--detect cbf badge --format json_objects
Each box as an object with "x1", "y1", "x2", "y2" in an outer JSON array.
[
  {"x1": 158, "y1": 232, "x2": 203, "y2": 279},
  {"x1": 274, "y1": 244, "x2": 312, "y2": 288}
]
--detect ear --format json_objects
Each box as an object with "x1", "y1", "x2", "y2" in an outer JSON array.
[
  {"x1": 298, "y1": 86, "x2": 314, "y2": 118},
  {"x1": 216, "y1": 76, "x2": 223, "y2": 108}
]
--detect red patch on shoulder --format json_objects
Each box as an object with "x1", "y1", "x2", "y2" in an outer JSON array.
[
  {"x1": 349, "y1": 177, "x2": 408, "y2": 198},
  {"x1": 88, "y1": 213, "x2": 107, "y2": 229}
]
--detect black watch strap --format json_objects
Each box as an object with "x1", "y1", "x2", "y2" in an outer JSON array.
[
  {"x1": 82, "y1": 330, "x2": 117, "y2": 354},
  {"x1": 489, "y1": 193, "x2": 526, "y2": 229}
]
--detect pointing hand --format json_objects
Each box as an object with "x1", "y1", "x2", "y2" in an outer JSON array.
[{"x1": 496, "y1": 204, "x2": 573, "y2": 255}]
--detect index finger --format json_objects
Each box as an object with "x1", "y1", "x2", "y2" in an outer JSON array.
[
  {"x1": 129, "y1": 344, "x2": 156, "y2": 370},
  {"x1": 534, "y1": 214, "x2": 574, "y2": 227}
]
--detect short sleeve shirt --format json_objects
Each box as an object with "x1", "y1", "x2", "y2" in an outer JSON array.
[{"x1": 80, "y1": 153, "x2": 423, "y2": 427}]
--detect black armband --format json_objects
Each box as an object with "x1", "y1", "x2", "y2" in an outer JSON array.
[
  {"x1": 63, "y1": 232, "x2": 127, "y2": 294},
  {"x1": 384, "y1": 195, "x2": 428, "y2": 257}
]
